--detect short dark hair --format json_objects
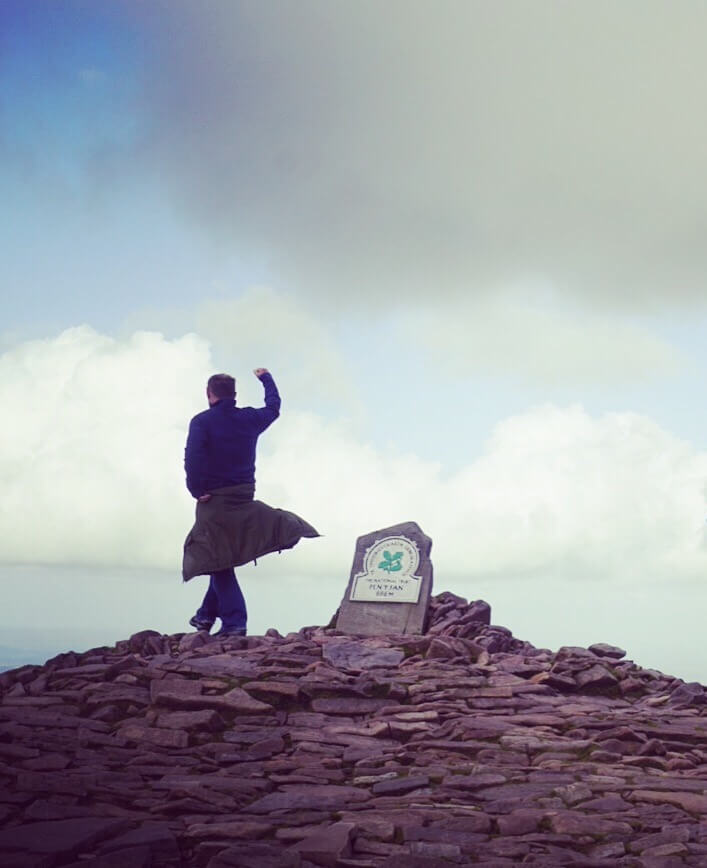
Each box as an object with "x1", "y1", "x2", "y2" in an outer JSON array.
[{"x1": 207, "y1": 373, "x2": 236, "y2": 398}]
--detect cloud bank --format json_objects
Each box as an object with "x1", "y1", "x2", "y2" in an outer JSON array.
[
  {"x1": 0, "y1": 327, "x2": 210, "y2": 567},
  {"x1": 108, "y1": 1, "x2": 707, "y2": 309},
  {"x1": 195, "y1": 286, "x2": 360, "y2": 411},
  {"x1": 3, "y1": 327, "x2": 705, "y2": 586},
  {"x1": 262, "y1": 404, "x2": 707, "y2": 585},
  {"x1": 399, "y1": 290, "x2": 681, "y2": 385}
]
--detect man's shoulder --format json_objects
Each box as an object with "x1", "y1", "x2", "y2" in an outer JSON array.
[
  {"x1": 190, "y1": 408, "x2": 211, "y2": 425},
  {"x1": 235, "y1": 406, "x2": 260, "y2": 420},
  {"x1": 191, "y1": 406, "x2": 258, "y2": 423}
]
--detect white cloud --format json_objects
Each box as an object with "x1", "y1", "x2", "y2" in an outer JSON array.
[
  {"x1": 0, "y1": 326, "x2": 211, "y2": 568},
  {"x1": 2, "y1": 328, "x2": 705, "y2": 590},
  {"x1": 260, "y1": 404, "x2": 707, "y2": 586}
]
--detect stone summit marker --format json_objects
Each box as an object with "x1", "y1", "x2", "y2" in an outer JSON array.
[{"x1": 336, "y1": 521, "x2": 433, "y2": 636}]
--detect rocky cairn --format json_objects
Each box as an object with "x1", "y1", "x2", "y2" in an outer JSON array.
[{"x1": 1, "y1": 594, "x2": 706, "y2": 867}]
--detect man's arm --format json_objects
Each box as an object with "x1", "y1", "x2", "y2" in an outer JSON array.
[
  {"x1": 184, "y1": 415, "x2": 208, "y2": 498},
  {"x1": 252, "y1": 367, "x2": 281, "y2": 432}
]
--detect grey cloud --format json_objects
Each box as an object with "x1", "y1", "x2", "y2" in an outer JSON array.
[
  {"x1": 116, "y1": 2, "x2": 707, "y2": 309},
  {"x1": 399, "y1": 292, "x2": 682, "y2": 384},
  {"x1": 194, "y1": 287, "x2": 363, "y2": 413}
]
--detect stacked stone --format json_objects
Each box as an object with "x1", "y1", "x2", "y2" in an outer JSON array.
[{"x1": 0, "y1": 591, "x2": 705, "y2": 867}]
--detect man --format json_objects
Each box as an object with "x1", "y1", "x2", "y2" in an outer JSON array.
[{"x1": 183, "y1": 368, "x2": 318, "y2": 636}]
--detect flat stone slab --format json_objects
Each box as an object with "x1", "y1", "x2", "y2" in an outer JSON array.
[
  {"x1": 322, "y1": 641, "x2": 405, "y2": 670},
  {"x1": 208, "y1": 843, "x2": 302, "y2": 867},
  {"x1": 152, "y1": 685, "x2": 272, "y2": 714},
  {"x1": 0, "y1": 818, "x2": 128, "y2": 855},
  {"x1": 249, "y1": 786, "x2": 371, "y2": 813},
  {"x1": 630, "y1": 789, "x2": 707, "y2": 814},
  {"x1": 290, "y1": 821, "x2": 356, "y2": 864}
]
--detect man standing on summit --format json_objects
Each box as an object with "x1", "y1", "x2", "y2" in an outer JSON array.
[{"x1": 183, "y1": 368, "x2": 318, "y2": 637}]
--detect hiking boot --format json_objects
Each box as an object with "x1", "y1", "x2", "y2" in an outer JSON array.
[
  {"x1": 214, "y1": 626, "x2": 247, "y2": 638},
  {"x1": 189, "y1": 614, "x2": 214, "y2": 632}
]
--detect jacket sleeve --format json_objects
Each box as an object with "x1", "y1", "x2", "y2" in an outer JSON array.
[
  {"x1": 184, "y1": 415, "x2": 208, "y2": 498},
  {"x1": 251, "y1": 372, "x2": 281, "y2": 433}
]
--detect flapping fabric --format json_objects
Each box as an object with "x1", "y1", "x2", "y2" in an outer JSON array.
[{"x1": 182, "y1": 484, "x2": 320, "y2": 581}]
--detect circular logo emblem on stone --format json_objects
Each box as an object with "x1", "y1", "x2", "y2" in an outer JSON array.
[
  {"x1": 362, "y1": 536, "x2": 420, "y2": 578},
  {"x1": 351, "y1": 535, "x2": 422, "y2": 603}
]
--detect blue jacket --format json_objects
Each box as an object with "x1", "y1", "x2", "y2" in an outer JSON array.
[{"x1": 184, "y1": 373, "x2": 281, "y2": 499}]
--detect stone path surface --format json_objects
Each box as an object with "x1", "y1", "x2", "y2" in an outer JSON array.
[{"x1": 0, "y1": 592, "x2": 706, "y2": 866}]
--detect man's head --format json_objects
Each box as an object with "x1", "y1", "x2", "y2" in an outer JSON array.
[{"x1": 206, "y1": 373, "x2": 236, "y2": 405}]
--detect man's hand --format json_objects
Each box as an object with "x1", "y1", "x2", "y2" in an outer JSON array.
[
  {"x1": 253, "y1": 368, "x2": 270, "y2": 379},
  {"x1": 198, "y1": 494, "x2": 212, "y2": 503}
]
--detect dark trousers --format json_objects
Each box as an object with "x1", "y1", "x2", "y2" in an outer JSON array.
[{"x1": 196, "y1": 567, "x2": 247, "y2": 630}]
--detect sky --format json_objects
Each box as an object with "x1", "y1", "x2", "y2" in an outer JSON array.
[{"x1": 1, "y1": 1, "x2": 706, "y2": 681}]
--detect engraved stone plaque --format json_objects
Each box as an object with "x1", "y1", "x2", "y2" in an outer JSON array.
[
  {"x1": 350, "y1": 535, "x2": 422, "y2": 603},
  {"x1": 336, "y1": 521, "x2": 433, "y2": 636}
]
